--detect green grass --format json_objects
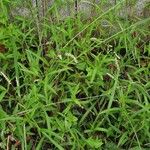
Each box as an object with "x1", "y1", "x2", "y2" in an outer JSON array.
[{"x1": 0, "y1": 0, "x2": 150, "y2": 149}]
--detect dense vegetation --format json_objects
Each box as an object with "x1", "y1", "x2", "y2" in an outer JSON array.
[{"x1": 0, "y1": 1, "x2": 150, "y2": 149}]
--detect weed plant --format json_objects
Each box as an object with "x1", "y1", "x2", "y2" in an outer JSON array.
[{"x1": 0, "y1": 0, "x2": 150, "y2": 149}]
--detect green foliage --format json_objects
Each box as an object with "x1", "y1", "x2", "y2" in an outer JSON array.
[{"x1": 0, "y1": 0, "x2": 150, "y2": 149}]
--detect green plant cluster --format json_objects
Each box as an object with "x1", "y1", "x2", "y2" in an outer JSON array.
[{"x1": 0, "y1": 1, "x2": 150, "y2": 149}]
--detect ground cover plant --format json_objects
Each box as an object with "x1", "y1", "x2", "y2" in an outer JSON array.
[{"x1": 0, "y1": 0, "x2": 150, "y2": 149}]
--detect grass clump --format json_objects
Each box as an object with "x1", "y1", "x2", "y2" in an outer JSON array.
[{"x1": 0, "y1": 0, "x2": 150, "y2": 149}]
